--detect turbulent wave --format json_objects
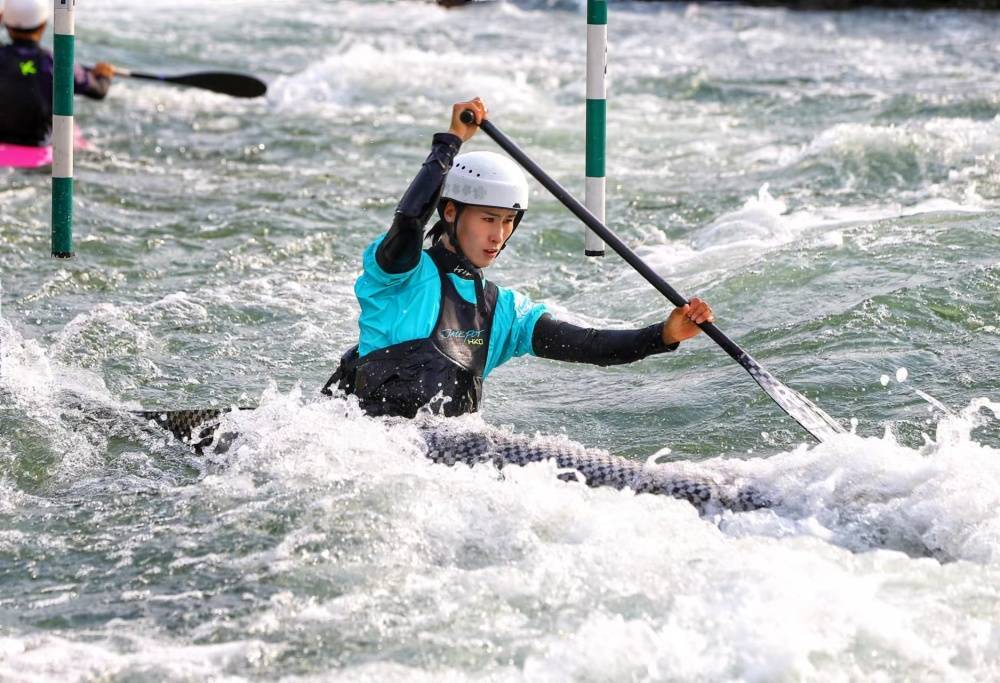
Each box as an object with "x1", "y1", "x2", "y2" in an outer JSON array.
[
  {"x1": 3, "y1": 312, "x2": 999, "y2": 679},
  {"x1": 4, "y1": 311, "x2": 998, "y2": 564}
]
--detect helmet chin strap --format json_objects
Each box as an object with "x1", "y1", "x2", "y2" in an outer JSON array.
[
  {"x1": 498, "y1": 211, "x2": 525, "y2": 252},
  {"x1": 445, "y1": 204, "x2": 492, "y2": 315},
  {"x1": 445, "y1": 202, "x2": 526, "y2": 258},
  {"x1": 446, "y1": 204, "x2": 481, "y2": 273}
]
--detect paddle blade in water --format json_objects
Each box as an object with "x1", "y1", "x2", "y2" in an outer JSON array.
[{"x1": 740, "y1": 353, "x2": 846, "y2": 443}]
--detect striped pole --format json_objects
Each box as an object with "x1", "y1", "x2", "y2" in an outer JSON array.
[
  {"x1": 51, "y1": 0, "x2": 75, "y2": 259},
  {"x1": 584, "y1": 0, "x2": 606, "y2": 257}
]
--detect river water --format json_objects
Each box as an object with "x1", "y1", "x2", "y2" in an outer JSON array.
[{"x1": 1, "y1": 1, "x2": 999, "y2": 680}]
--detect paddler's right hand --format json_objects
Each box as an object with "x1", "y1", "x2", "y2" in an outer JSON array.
[
  {"x1": 662, "y1": 297, "x2": 714, "y2": 346},
  {"x1": 448, "y1": 97, "x2": 486, "y2": 142},
  {"x1": 92, "y1": 62, "x2": 115, "y2": 80}
]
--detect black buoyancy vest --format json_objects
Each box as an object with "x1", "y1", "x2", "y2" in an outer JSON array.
[
  {"x1": 0, "y1": 42, "x2": 52, "y2": 146},
  {"x1": 322, "y1": 244, "x2": 498, "y2": 418}
]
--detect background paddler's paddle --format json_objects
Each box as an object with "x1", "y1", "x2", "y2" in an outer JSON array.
[
  {"x1": 460, "y1": 110, "x2": 845, "y2": 443},
  {"x1": 113, "y1": 68, "x2": 267, "y2": 98}
]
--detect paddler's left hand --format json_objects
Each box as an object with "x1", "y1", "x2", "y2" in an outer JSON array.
[
  {"x1": 448, "y1": 97, "x2": 486, "y2": 142},
  {"x1": 662, "y1": 297, "x2": 714, "y2": 346}
]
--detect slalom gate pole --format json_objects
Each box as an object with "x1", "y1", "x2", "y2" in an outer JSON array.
[
  {"x1": 51, "y1": 0, "x2": 75, "y2": 259},
  {"x1": 585, "y1": 0, "x2": 607, "y2": 257}
]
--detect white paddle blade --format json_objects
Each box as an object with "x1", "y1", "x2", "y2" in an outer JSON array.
[{"x1": 743, "y1": 356, "x2": 846, "y2": 443}]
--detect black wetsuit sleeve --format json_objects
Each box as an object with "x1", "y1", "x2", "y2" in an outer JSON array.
[
  {"x1": 376, "y1": 132, "x2": 463, "y2": 274},
  {"x1": 74, "y1": 65, "x2": 111, "y2": 100},
  {"x1": 531, "y1": 313, "x2": 679, "y2": 366}
]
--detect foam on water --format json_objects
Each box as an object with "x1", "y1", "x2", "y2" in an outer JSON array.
[
  {"x1": 2, "y1": 303, "x2": 1000, "y2": 679},
  {"x1": 690, "y1": 184, "x2": 795, "y2": 252},
  {"x1": 630, "y1": 177, "x2": 992, "y2": 297},
  {"x1": 630, "y1": 184, "x2": 803, "y2": 281},
  {"x1": 0, "y1": 633, "x2": 276, "y2": 683},
  {"x1": 269, "y1": 39, "x2": 555, "y2": 123},
  {"x1": 147, "y1": 390, "x2": 1000, "y2": 679},
  {"x1": 0, "y1": 315, "x2": 122, "y2": 481},
  {"x1": 802, "y1": 118, "x2": 1000, "y2": 177},
  {"x1": 0, "y1": 316, "x2": 60, "y2": 409},
  {"x1": 719, "y1": 398, "x2": 1000, "y2": 562}
]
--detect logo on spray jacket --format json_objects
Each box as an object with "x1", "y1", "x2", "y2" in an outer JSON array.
[{"x1": 439, "y1": 328, "x2": 485, "y2": 346}]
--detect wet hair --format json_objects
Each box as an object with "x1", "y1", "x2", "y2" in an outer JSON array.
[{"x1": 425, "y1": 219, "x2": 448, "y2": 244}]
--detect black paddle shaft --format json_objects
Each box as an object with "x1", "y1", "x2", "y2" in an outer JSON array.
[
  {"x1": 459, "y1": 110, "x2": 846, "y2": 443},
  {"x1": 124, "y1": 112, "x2": 842, "y2": 446},
  {"x1": 460, "y1": 110, "x2": 744, "y2": 361}
]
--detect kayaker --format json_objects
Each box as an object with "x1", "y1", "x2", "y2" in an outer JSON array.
[
  {"x1": 323, "y1": 97, "x2": 715, "y2": 418},
  {"x1": 0, "y1": 0, "x2": 115, "y2": 146}
]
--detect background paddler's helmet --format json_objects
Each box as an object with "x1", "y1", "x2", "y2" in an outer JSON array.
[
  {"x1": 4, "y1": 0, "x2": 50, "y2": 31},
  {"x1": 436, "y1": 151, "x2": 530, "y2": 252}
]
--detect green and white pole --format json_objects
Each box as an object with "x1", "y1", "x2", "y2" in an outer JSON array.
[
  {"x1": 51, "y1": 0, "x2": 75, "y2": 259},
  {"x1": 585, "y1": 0, "x2": 607, "y2": 257}
]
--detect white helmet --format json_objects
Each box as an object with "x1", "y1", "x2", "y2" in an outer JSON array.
[
  {"x1": 4, "y1": 0, "x2": 49, "y2": 30},
  {"x1": 442, "y1": 151, "x2": 529, "y2": 212}
]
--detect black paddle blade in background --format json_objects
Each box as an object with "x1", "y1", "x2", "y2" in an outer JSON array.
[{"x1": 127, "y1": 71, "x2": 267, "y2": 98}]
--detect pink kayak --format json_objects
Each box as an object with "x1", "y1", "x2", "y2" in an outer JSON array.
[{"x1": 0, "y1": 131, "x2": 91, "y2": 169}]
